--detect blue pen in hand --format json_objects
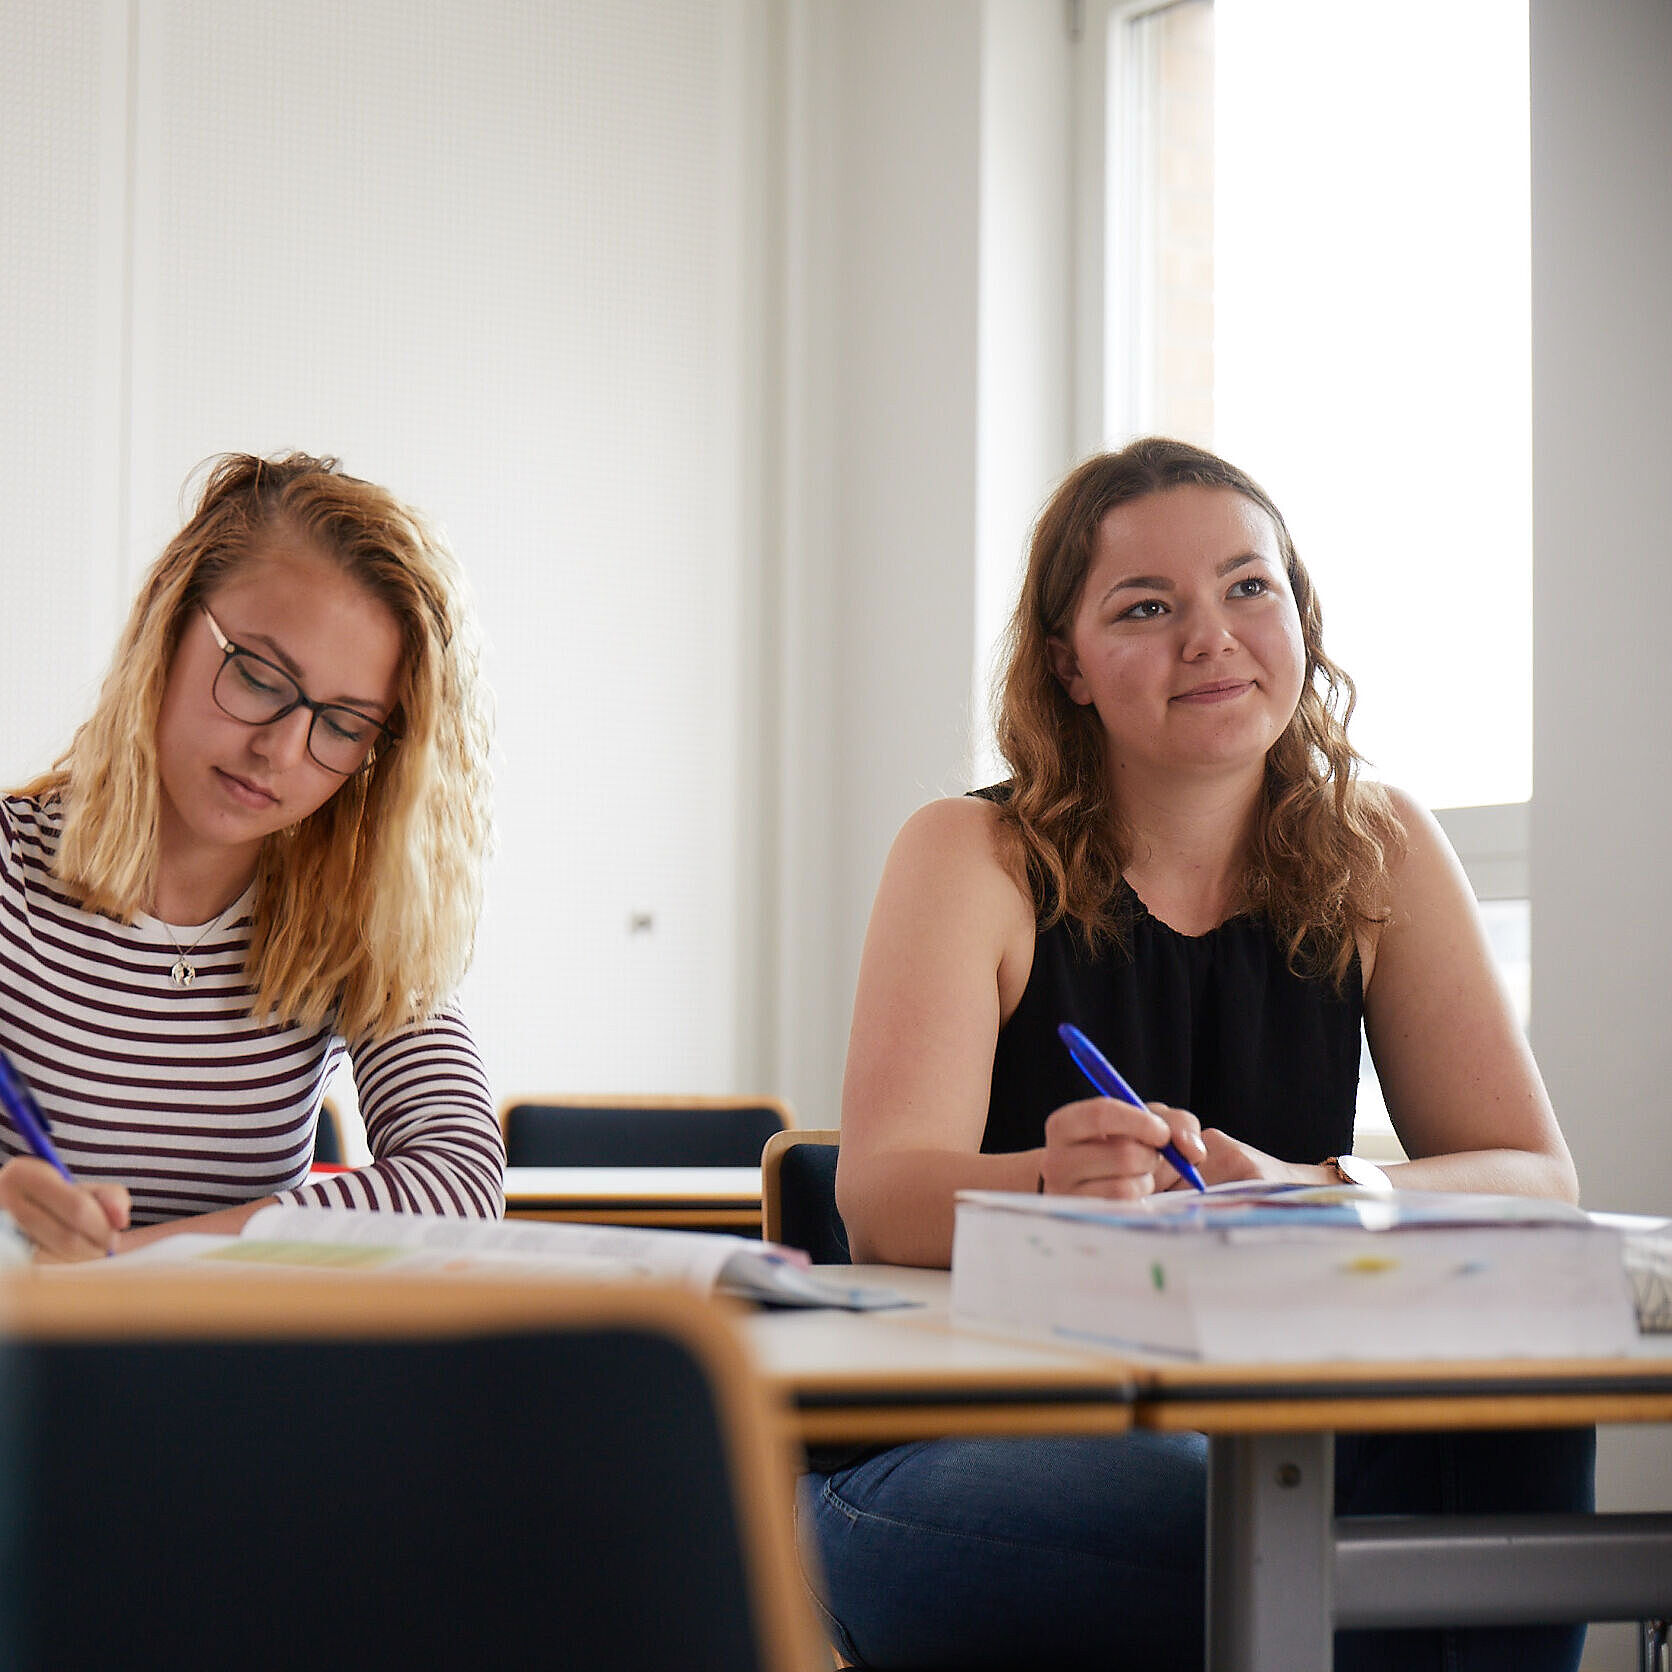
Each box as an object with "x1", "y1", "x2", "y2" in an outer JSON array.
[
  {"x1": 0, "y1": 1045, "x2": 76, "y2": 1185},
  {"x1": 1056, "y1": 1023, "x2": 1209, "y2": 1193},
  {"x1": 0, "y1": 1046, "x2": 114, "y2": 1256}
]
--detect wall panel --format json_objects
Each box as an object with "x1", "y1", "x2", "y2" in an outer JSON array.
[
  {"x1": 0, "y1": 0, "x2": 127, "y2": 785},
  {"x1": 9, "y1": 0, "x2": 760, "y2": 1110}
]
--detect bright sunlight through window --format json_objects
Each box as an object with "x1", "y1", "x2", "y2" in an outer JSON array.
[{"x1": 1108, "y1": 0, "x2": 1532, "y2": 811}]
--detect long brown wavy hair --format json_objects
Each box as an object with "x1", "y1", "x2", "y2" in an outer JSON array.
[
  {"x1": 994, "y1": 437, "x2": 1401, "y2": 986},
  {"x1": 20, "y1": 452, "x2": 494, "y2": 1040}
]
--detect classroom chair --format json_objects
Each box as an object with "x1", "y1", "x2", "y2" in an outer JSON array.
[
  {"x1": 312, "y1": 1096, "x2": 344, "y2": 1164},
  {"x1": 0, "y1": 1270, "x2": 825, "y2": 1671},
  {"x1": 500, "y1": 1092, "x2": 794, "y2": 1168},
  {"x1": 761, "y1": 1129, "x2": 849, "y2": 1264}
]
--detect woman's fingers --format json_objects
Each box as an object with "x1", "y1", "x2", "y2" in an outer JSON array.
[
  {"x1": 1042, "y1": 1097, "x2": 1206, "y2": 1196},
  {"x1": 90, "y1": 1182, "x2": 133, "y2": 1231},
  {"x1": 1196, "y1": 1127, "x2": 1297, "y2": 1185},
  {"x1": 1155, "y1": 1103, "x2": 1206, "y2": 1159},
  {"x1": 1047, "y1": 1095, "x2": 1168, "y2": 1147},
  {"x1": 0, "y1": 1158, "x2": 127, "y2": 1260}
]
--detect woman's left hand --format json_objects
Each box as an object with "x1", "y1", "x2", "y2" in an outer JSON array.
[{"x1": 1193, "y1": 1129, "x2": 1329, "y2": 1189}]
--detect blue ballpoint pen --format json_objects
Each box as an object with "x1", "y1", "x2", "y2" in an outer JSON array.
[
  {"x1": 0, "y1": 1044, "x2": 77, "y2": 1186},
  {"x1": 1056, "y1": 1022, "x2": 1208, "y2": 1193}
]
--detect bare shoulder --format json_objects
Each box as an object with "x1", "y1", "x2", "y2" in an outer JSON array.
[
  {"x1": 895, "y1": 789, "x2": 1005, "y2": 843},
  {"x1": 1357, "y1": 783, "x2": 1481, "y2": 989},
  {"x1": 1375, "y1": 786, "x2": 1470, "y2": 910},
  {"x1": 890, "y1": 794, "x2": 1028, "y2": 891},
  {"x1": 1354, "y1": 785, "x2": 1458, "y2": 983},
  {"x1": 1377, "y1": 783, "x2": 1441, "y2": 843},
  {"x1": 873, "y1": 795, "x2": 1037, "y2": 972}
]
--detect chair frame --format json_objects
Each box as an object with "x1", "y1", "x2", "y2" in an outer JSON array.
[{"x1": 760, "y1": 1128, "x2": 840, "y2": 1249}]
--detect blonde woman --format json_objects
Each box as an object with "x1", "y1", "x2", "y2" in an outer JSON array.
[
  {"x1": 804, "y1": 439, "x2": 1591, "y2": 1672},
  {"x1": 0, "y1": 452, "x2": 502, "y2": 1258}
]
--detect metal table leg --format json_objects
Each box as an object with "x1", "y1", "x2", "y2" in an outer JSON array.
[{"x1": 1206, "y1": 1431, "x2": 1334, "y2": 1672}]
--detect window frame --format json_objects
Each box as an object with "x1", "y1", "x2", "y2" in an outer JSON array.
[{"x1": 1076, "y1": 0, "x2": 1534, "y2": 1154}]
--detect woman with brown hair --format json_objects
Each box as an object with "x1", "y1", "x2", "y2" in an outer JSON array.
[
  {"x1": 801, "y1": 439, "x2": 1591, "y2": 1670},
  {"x1": 0, "y1": 452, "x2": 502, "y2": 1257}
]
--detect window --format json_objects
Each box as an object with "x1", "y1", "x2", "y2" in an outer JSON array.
[
  {"x1": 1092, "y1": 0, "x2": 1534, "y2": 1147},
  {"x1": 1099, "y1": 0, "x2": 1531, "y2": 816}
]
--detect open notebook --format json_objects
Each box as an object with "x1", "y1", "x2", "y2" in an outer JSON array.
[{"x1": 102, "y1": 1203, "x2": 908, "y2": 1310}]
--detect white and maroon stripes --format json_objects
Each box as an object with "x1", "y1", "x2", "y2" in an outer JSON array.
[{"x1": 0, "y1": 795, "x2": 503, "y2": 1225}]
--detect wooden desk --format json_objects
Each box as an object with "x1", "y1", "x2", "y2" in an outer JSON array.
[
  {"x1": 748, "y1": 1267, "x2": 1672, "y2": 1671},
  {"x1": 503, "y1": 1165, "x2": 762, "y2": 1231},
  {"x1": 746, "y1": 1267, "x2": 1134, "y2": 1444}
]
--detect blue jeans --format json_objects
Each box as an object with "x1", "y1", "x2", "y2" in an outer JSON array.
[{"x1": 797, "y1": 1427, "x2": 1595, "y2": 1672}]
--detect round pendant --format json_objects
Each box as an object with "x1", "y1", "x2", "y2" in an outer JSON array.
[{"x1": 171, "y1": 957, "x2": 194, "y2": 988}]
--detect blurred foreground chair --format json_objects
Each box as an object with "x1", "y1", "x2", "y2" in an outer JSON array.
[
  {"x1": 0, "y1": 1271, "x2": 824, "y2": 1672},
  {"x1": 762, "y1": 1129, "x2": 849, "y2": 1265},
  {"x1": 313, "y1": 1096, "x2": 344, "y2": 1164},
  {"x1": 501, "y1": 1093, "x2": 793, "y2": 1168}
]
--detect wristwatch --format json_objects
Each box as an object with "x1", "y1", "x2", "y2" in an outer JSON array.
[{"x1": 1324, "y1": 1154, "x2": 1394, "y2": 1193}]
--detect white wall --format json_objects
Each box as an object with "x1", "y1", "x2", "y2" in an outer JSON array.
[
  {"x1": 1529, "y1": 1, "x2": 1672, "y2": 1665},
  {"x1": 3, "y1": 0, "x2": 1079, "y2": 1134},
  {"x1": 0, "y1": 1, "x2": 130, "y2": 781},
  {"x1": 976, "y1": 0, "x2": 1076, "y2": 768},
  {"x1": 766, "y1": 0, "x2": 1078, "y2": 1126},
  {"x1": 1529, "y1": 0, "x2": 1672, "y2": 1215},
  {"x1": 3, "y1": 0, "x2": 769, "y2": 1122}
]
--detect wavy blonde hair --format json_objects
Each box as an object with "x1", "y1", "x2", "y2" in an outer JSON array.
[
  {"x1": 22, "y1": 452, "x2": 493, "y2": 1039},
  {"x1": 994, "y1": 437, "x2": 1401, "y2": 986}
]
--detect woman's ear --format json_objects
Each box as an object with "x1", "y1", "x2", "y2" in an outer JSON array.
[{"x1": 1046, "y1": 636, "x2": 1092, "y2": 706}]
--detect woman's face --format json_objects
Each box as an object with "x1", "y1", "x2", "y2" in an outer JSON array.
[
  {"x1": 154, "y1": 537, "x2": 404, "y2": 882},
  {"x1": 1049, "y1": 485, "x2": 1306, "y2": 785}
]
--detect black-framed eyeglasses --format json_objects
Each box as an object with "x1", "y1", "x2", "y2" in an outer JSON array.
[{"x1": 202, "y1": 607, "x2": 400, "y2": 775}]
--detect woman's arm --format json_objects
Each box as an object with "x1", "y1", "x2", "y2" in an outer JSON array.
[
  {"x1": 1159, "y1": 791, "x2": 1577, "y2": 1200},
  {"x1": 838, "y1": 798, "x2": 1205, "y2": 1266},
  {"x1": 0, "y1": 1006, "x2": 502, "y2": 1259},
  {"x1": 1356, "y1": 789, "x2": 1578, "y2": 1200},
  {"x1": 837, "y1": 799, "x2": 1039, "y2": 1265},
  {"x1": 283, "y1": 1004, "x2": 505, "y2": 1218}
]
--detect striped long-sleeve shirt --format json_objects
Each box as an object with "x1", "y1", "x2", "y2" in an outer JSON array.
[{"x1": 0, "y1": 794, "x2": 504, "y2": 1224}]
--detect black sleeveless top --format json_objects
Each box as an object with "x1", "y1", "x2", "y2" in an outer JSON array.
[{"x1": 980, "y1": 805, "x2": 1362, "y2": 1165}]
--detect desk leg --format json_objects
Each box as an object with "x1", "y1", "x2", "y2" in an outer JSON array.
[{"x1": 1207, "y1": 1431, "x2": 1334, "y2": 1672}]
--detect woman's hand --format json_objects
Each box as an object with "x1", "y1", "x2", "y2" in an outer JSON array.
[
  {"x1": 1041, "y1": 1097, "x2": 1207, "y2": 1197},
  {"x1": 1195, "y1": 1129, "x2": 1326, "y2": 1188},
  {"x1": 0, "y1": 1157, "x2": 129, "y2": 1261}
]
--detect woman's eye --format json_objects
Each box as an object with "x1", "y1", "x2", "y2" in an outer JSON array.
[
  {"x1": 1229, "y1": 576, "x2": 1271, "y2": 599},
  {"x1": 1117, "y1": 599, "x2": 1167, "y2": 622},
  {"x1": 321, "y1": 711, "x2": 373, "y2": 745},
  {"x1": 231, "y1": 656, "x2": 286, "y2": 699}
]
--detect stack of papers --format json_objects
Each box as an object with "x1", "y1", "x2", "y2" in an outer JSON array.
[
  {"x1": 1596, "y1": 1212, "x2": 1672, "y2": 1333},
  {"x1": 951, "y1": 1183, "x2": 1642, "y2": 1362}
]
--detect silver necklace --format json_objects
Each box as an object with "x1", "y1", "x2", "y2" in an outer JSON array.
[{"x1": 159, "y1": 906, "x2": 230, "y2": 989}]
